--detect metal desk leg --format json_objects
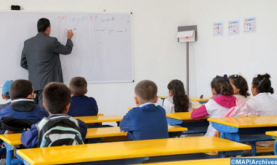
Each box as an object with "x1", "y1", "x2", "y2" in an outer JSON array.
[
  {"x1": 251, "y1": 142, "x2": 256, "y2": 156},
  {"x1": 274, "y1": 141, "x2": 277, "y2": 155},
  {"x1": 4, "y1": 142, "x2": 14, "y2": 165},
  {"x1": 220, "y1": 132, "x2": 225, "y2": 139},
  {"x1": 162, "y1": 99, "x2": 165, "y2": 106}
]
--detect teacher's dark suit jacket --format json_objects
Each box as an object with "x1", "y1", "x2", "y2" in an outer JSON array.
[{"x1": 20, "y1": 33, "x2": 73, "y2": 91}]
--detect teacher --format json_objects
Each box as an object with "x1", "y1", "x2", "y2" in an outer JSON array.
[{"x1": 20, "y1": 18, "x2": 74, "y2": 107}]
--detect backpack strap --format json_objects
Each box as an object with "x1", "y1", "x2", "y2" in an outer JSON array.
[{"x1": 36, "y1": 117, "x2": 50, "y2": 147}]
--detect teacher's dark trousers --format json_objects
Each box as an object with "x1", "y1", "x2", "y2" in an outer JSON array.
[{"x1": 34, "y1": 90, "x2": 43, "y2": 107}]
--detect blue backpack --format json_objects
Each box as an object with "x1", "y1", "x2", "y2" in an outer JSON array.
[{"x1": 36, "y1": 116, "x2": 84, "y2": 147}]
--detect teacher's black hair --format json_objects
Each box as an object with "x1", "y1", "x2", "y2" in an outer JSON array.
[{"x1": 37, "y1": 18, "x2": 50, "y2": 33}]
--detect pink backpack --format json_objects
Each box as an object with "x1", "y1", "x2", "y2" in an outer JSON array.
[
  {"x1": 214, "y1": 98, "x2": 258, "y2": 137},
  {"x1": 223, "y1": 98, "x2": 258, "y2": 117}
]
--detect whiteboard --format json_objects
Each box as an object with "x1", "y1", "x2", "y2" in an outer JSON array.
[{"x1": 0, "y1": 11, "x2": 133, "y2": 84}]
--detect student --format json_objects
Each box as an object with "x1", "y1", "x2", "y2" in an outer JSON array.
[
  {"x1": 163, "y1": 80, "x2": 191, "y2": 113},
  {"x1": 246, "y1": 73, "x2": 277, "y2": 116},
  {"x1": 68, "y1": 77, "x2": 98, "y2": 117},
  {"x1": 191, "y1": 75, "x2": 236, "y2": 136},
  {"x1": 0, "y1": 80, "x2": 13, "y2": 110},
  {"x1": 229, "y1": 75, "x2": 250, "y2": 102},
  {"x1": 120, "y1": 80, "x2": 168, "y2": 140},
  {"x1": 21, "y1": 82, "x2": 87, "y2": 148},
  {"x1": 0, "y1": 80, "x2": 48, "y2": 123}
]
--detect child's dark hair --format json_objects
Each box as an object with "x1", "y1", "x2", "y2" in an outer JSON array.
[
  {"x1": 229, "y1": 75, "x2": 250, "y2": 98},
  {"x1": 135, "y1": 80, "x2": 157, "y2": 102},
  {"x1": 69, "y1": 77, "x2": 87, "y2": 96},
  {"x1": 43, "y1": 82, "x2": 71, "y2": 114},
  {"x1": 167, "y1": 80, "x2": 190, "y2": 112},
  {"x1": 211, "y1": 75, "x2": 233, "y2": 96},
  {"x1": 252, "y1": 73, "x2": 274, "y2": 94},
  {"x1": 9, "y1": 80, "x2": 33, "y2": 100}
]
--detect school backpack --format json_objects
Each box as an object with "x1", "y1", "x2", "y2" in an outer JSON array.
[
  {"x1": 36, "y1": 116, "x2": 84, "y2": 147},
  {"x1": 213, "y1": 98, "x2": 258, "y2": 137},
  {"x1": 223, "y1": 98, "x2": 258, "y2": 117},
  {"x1": 0, "y1": 117, "x2": 33, "y2": 134}
]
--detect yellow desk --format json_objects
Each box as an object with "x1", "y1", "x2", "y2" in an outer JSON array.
[
  {"x1": 17, "y1": 137, "x2": 250, "y2": 165},
  {"x1": 158, "y1": 96, "x2": 167, "y2": 106},
  {"x1": 166, "y1": 112, "x2": 208, "y2": 121},
  {"x1": 128, "y1": 105, "x2": 200, "y2": 111},
  {"x1": 208, "y1": 116, "x2": 277, "y2": 128},
  {"x1": 0, "y1": 126, "x2": 187, "y2": 146},
  {"x1": 144, "y1": 156, "x2": 277, "y2": 165},
  {"x1": 1, "y1": 126, "x2": 187, "y2": 165},
  {"x1": 159, "y1": 96, "x2": 209, "y2": 106},
  {"x1": 266, "y1": 131, "x2": 277, "y2": 154},
  {"x1": 190, "y1": 97, "x2": 210, "y2": 105},
  {"x1": 166, "y1": 112, "x2": 193, "y2": 120},
  {"x1": 209, "y1": 116, "x2": 277, "y2": 156},
  {"x1": 166, "y1": 112, "x2": 208, "y2": 134},
  {"x1": 74, "y1": 115, "x2": 122, "y2": 124},
  {"x1": 266, "y1": 131, "x2": 277, "y2": 137},
  {"x1": 190, "y1": 97, "x2": 210, "y2": 103}
]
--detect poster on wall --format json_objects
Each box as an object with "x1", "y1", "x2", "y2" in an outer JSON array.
[
  {"x1": 213, "y1": 22, "x2": 224, "y2": 36},
  {"x1": 228, "y1": 20, "x2": 239, "y2": 35},
  {"x1": 244, "y1": 18, "x2": 256, "y2": 33}
]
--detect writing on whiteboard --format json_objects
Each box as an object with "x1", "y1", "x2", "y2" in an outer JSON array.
[
  {"x1": 57, "y1": 15, "x2": 118, "y2": 23},
  {"x1": 92, "y1": 27, "x2": 127, "y2": 35}
]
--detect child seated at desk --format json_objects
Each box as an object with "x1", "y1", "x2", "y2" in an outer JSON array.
[
  {"x1": 229, "y1": 75, "x2": 250, "y2": 102},
  {"x1": 120, "y1": 80, "x2": 168, "y2": 140},
  {"x1": 163, "y1": 79, "x2": 191, "y2": 113},
  {"x1": 0, "y1": 80, "x2": 48, "y2": 123},
  {"x1": 191, "y1": 75, "x2": 236, "y2": 136},
  {"x1": 68, "y1": 77, "x2": 98, "y2": 117},
  {"x1": 247, "y1": 73, "x2": 277, "y2": 116},
  {"x1": 247, "y1": 73, "x2": 277, "y2": 147},
  {"x1": 0, "y1": 80, "x2": 13, "y2": 110},
  {"x1": 21, "y1": 82, "x2": 87, "y2": 148}
]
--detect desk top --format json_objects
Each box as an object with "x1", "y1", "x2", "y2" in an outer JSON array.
[
  {"x1": 0, "y1": 126, "x2": 187, "y2": 146},
  {"x1": 166, "y1": 112, "x2": 194, "y2": 120},
  {"x1": 166, "y1": 112, "x2": 208, "y2": 120},
  {"x1": 86, "y1": 126, "x2": 187, "y2": 139},
  {"x1": 208, "y1": 116, "x2": 277, "y2": 128},
  {"x1": 128, "y1": 105, "x2": 200, "y2": 111},
  {"x1": 17, "y1": 136, "x2": 250, "y2": 165},
  {"x1": 266, "y1": 131, "x2": 277, "y2": 137},
  {"x1": 144, "y1": 156, "x2": 277, "y2": 165},
  {"x1": 190, "y1": 97, "x2": 210, "y2": 102},
  {"x1": 158, "y1": 96, "x2": 167, "y2": 99},
  {"x1": 159, "y1": 96, "x2": 210, "y2": 103},
  {"x1": 74, "y1": 115, "x2": 122, "y2": 124}
]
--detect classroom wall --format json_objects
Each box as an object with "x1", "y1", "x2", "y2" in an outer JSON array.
[
  {"x1": 188, "y1": 0, "x2": 277, "y2": 98},
  {"x1": 0, "y1": 0, "x2": 191, "y2": 115}
]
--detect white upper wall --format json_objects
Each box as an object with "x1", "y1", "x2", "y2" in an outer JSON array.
[
  {"x1": 188, "y1": 0, "x2": 277, "y2": 98},
  {"x1": 0, "y1": 0, "x2": 190, "y2": 115}
]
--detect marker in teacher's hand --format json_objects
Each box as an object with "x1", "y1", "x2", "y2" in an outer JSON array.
[{"x1": 67, "y1": 29, "x2": 74, "y2": 39}]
